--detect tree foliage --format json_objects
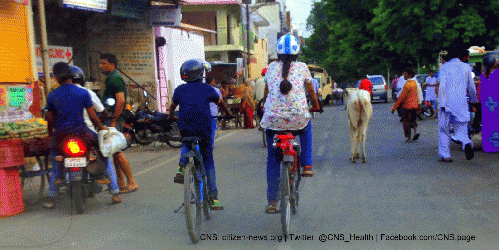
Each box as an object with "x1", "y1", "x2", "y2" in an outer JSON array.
[{"x1": 302, "y1": 0, "x2": 499, "y2": 83}]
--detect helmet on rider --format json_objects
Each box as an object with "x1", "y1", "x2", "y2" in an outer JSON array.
[
  {"x1": 277, "y1": 34, "x2": 301, "y2": 55},
  {"x1": 483, "y1": 52, "x2": 499, "y2": 75},
  {"x1": 180, "y1": 59, "x2": 205, "y2": 82},
  {"x1": 69, "y1": 65, "x2": 85, "y2": 85}
]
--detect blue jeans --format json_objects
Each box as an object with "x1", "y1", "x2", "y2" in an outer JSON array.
[
  {"x1": 179, "y1": 131, "x2": 218, "y2": 198},
  {"x1": 48, "y1": 129, "x2": 120, "y2": 197},
  {"x1": 211, "y1": 117, "x2": 217, "y2": 140},
  {"x1": 265, "y1": 121, "x2": 313, "y2": 202}
]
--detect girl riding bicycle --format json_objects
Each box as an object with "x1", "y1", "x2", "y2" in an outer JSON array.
[{"x1": 260, "y1": 34, "x2": 321, "y2": 214}]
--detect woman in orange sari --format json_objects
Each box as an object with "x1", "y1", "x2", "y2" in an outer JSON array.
[{"x1": 236, "y1": 80, "x2": 255, "y2": 129}]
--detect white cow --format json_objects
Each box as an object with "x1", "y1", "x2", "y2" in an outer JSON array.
[{"x1": 345, "y1": 89, "x2": 373, "y2": 163}]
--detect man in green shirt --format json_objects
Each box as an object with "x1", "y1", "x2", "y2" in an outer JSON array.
[{"x1": 99, "y1": 53, "x2": 138, "y2": 193}]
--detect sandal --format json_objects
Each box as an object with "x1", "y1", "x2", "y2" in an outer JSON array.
[
  {"x1": 438, "y1": 158, "x2": 453, "y2": 163},
  {"x1": 119, "y1": 187, "x2": 138, "y2": 194},
  {"x1": 301, "y1": 166, "x2": 315, "y2": 177},
  {"x1": 412, "y1": 133, "x2": 420, "y2": 141},
  {"x1": 265, "y1": 202, "x2": 278, "y2": 214}
]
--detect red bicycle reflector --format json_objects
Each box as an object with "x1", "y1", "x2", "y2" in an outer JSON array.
[{"x1": 63, "y1": 139, "x2": 86, "y2": 157}]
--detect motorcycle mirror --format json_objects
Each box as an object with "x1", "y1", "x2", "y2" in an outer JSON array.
[{"x1": 106, "y1": 98, "x2": 116, "y2": 106}]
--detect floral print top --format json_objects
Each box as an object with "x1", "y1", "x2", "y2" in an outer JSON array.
[{"x1": 260, "y1": 61, "x2": 312, "y2": 131}]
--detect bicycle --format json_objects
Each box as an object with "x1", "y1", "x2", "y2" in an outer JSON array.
[
  {"x1": 272, "y1": 131, "x2": 303, "y2": 235},
  {"x1": 172, "y1": 136, "x2": 212, "y2": 244}
]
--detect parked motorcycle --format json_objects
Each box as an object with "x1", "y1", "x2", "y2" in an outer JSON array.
[
  {"x1": 133, "y1": 104, "x2": 182, "y2": 147},
  {"x1": 105, "y1": 95, "x2": 182, "y2": 148},
  {"x1": 420, "y1": 101, "x2": 435, "y2": 119},
  {"x1": 54, "y1": 133, "x2": 110, "y2": 214}
]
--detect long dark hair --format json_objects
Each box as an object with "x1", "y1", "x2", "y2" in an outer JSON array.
[{"x1": 278, "y1": 54, "x2": 298, "y2": 95}]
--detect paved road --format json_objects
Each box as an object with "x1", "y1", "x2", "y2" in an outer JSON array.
[{"x1": 2, "y1": 103, "x2": 499, "y2": 249}]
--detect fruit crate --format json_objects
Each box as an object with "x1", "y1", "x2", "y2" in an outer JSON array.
[{"x1": 0, "y1": 139, "x2": 25, "y2": 168}]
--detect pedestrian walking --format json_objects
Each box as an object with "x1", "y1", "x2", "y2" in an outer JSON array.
[
  {"x1": 437, "y1": 47, "x2": 478, "y2": 162},
  {"x1": 206, "y1": 74, "x2": 222, "y2": 140},
  {"x1": 424, "y1": 71, "x2": 438, "y2": 117},
  {"x1": 98, "y1": 53, "x2": 138, "y2": 193},
  {"x1": 392, "y1": 68, "x2": 420, "y2": 142}
]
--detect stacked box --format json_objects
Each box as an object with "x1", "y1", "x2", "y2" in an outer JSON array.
[
  {"x1": 0, "y1": 167, "x2": 24, "y2": 217},
  {"x1": 0, "y1": 139, "x2": 25, "y2": 168}
]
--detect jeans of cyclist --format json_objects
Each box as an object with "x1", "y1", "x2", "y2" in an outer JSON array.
[
  {"x1": 179, "y1": 132, "x2": 218, "y2": 198},
  {"x1": 48, "y1": 128, "x2": 120, "y2": 197},
  {"x1": 265, "y1": 121, "x2": 312, "y2": 202}
]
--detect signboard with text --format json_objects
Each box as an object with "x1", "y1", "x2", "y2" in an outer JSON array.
[
  {"x1": 35, "y1": 45, "x2": 73, "y2": 78},
  {"x1": 63, "y1": 0, "x2": 108, "y2": 13}
]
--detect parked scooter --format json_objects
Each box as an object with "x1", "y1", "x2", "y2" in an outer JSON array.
[{"x1": 54, "y1": 133, "x2": 112, "y2": 214}]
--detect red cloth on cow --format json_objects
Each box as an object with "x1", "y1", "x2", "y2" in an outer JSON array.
[{"x1": 359, "y1": 79, "x2": 373, "y2": 94}]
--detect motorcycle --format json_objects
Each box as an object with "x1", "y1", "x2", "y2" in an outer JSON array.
[
  {"x1": 105, "y1": 95, "x2": 182, "y2": 148},
  {"x1": 54, "y1": 133, "x2": 110, "y2": 214},
  {"x1": 420, "y1": 101, "x2": 435, "y2": 119}
]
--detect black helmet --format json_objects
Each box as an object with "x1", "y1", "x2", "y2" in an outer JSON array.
[
  {"x1": 180, "y1": 59, "x2": 205, "y2": 82},
  {"x1": 69, "y1": 65, "x2": 85, "y2": 85},
  {"x1": 483, "y1": 52, "x2": 499, "y2": 74}
]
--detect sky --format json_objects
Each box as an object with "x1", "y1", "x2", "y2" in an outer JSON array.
[{"x1": 284, "y1": 0, "x2": 315, "y2": 38}]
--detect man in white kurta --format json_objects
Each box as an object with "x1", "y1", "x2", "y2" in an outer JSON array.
[
  {"x1": 424, "y1": 71, "x2": 438, "y2": 113},
  {"x1": 438, "y1": 54, "x2": 478, "y2": 161}
]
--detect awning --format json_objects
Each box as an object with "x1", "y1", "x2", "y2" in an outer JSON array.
[
  {"x1": 178, "y1": 23, "x2": 217, "y2": 34},
  {"x1": 151, "y1": 0, "x2": 185, "y2": 5}
]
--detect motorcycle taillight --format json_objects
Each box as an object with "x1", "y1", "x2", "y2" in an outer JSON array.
[{"x1": 63, "y1": 138, "x2": 86, "y2": 157}]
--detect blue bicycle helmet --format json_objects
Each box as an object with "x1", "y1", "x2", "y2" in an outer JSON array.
[{"x1": 277, "y1": 34, "x2": 301, "y2": 55}]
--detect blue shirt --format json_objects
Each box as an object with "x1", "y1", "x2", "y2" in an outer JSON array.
[
  {"x1": 312, "y1": 78, "x2": 320, "y2": 93},
  {"x1": 173, "y1": 81, "x2": 219, "y2": 138},
  {"x1": 209, "y1": 86, "x2": 222, "y2": 117},
  {"x1": 46, "y1": 84, "x2": 93, "y2": 134}
]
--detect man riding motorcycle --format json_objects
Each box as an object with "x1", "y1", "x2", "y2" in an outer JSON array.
[{"x1": 44, "y1": 62, "x2": 120, "y2": 208}]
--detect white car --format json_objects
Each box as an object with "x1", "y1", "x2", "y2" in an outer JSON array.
[{"x1": 366, "y1": 75, "x2": 388, "y2": 103}]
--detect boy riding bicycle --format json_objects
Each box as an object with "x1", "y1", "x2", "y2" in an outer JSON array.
[{"x1": 168, "y1": 59, "x2": 233, "y2": 210}]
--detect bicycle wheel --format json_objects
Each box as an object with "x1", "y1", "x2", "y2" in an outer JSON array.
[
  {"x1": 280, "y1": 162, "x2": 292, "y2": 235},
  {"x1": 20, "y1": 156, "x2": 48, "y2": 205},
  {"x1": 184, "y1": 162, "x2": 202, "y2": 243},
  {"x1": 202, "y1": 175, "x2": 212, "y2": 220}
]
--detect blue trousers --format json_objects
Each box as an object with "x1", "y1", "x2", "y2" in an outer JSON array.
[
  {"x1": 179, "y1": 129, "x2": 218, "y2": 198},
  {"x1": 48, "y1": 129, "x2": 119, "y2": 197},
  {"x1": 265, "y1": 121, "x2": 313, "y2": 201}
]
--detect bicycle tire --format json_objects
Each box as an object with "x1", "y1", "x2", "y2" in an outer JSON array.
[
  {"x1": 202, "y1": 175, "x2": 212, "y2": 220},
  {"x1": 184, "y1": 162, "x2": 202, "y2": 243},
  {"x1": 280, "y1": 162, "x2": 292, "y2": 235}
]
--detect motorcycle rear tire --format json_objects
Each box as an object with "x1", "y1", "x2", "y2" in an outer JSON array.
[{"x1": 70, "y1": 181, "x2": 86, "y2": 214}]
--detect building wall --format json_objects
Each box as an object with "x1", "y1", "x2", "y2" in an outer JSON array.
[
  {"x1": 156, "y1": 27, "x2": 205, "y2": 112},
  {"x1": 0, "y1": 1, "x2": 33, "y2": 83},
  {"x1": 255, "y1": 4, "x2": 281, "y2": 60},
  {"x1": 249, "y1": 38, "x2": 268, "y2": 79}
]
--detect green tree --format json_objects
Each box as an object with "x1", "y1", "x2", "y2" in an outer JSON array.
[{"x1": 302, "y1": 0, "x2": 499, "y2": 83}]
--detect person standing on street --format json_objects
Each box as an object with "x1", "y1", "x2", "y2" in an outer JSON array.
[
  {"x1": 437, "y1": 47, "x2": 478, "y2": 162},
  {"x1": 99, "y1": 53, "x2": 138, "y2": 193},
  {"x1": 254, "y1": 68, "x2": 267, "y2": 129},
  {"x1": 391, "y1": 68, "x2": 420, "y2": 142},
  {"x1": 424, "y1": 71, "x2": 438, "y2": 117},
  {"x1": 206, "y1": 74, "x2": 222, "y2": 140}
]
